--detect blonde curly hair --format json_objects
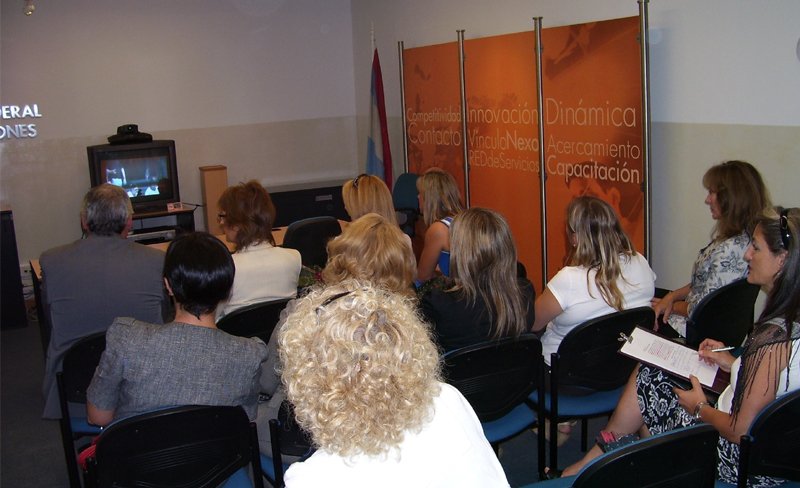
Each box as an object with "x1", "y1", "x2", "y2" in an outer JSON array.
[{"x1": 278, "y1": 281, "x2": 442, "y2": 457}]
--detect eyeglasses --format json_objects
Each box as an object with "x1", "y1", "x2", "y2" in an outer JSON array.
[
  {"x1": 217, "y1": 212, "x2": 226, "y2": 224},
  {"x1": 352, "y1": 174, "x2": 368, "y2": 189},
  {"x1": 315, "y1": 290, "x2": 353, "y2": 323},
  {"x1": 780, "y1": 208, "x2": 791, "y2": 250}
]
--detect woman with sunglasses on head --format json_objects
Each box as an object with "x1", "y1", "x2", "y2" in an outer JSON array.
[
  {"x1": 278, "y1": 283, "x2": 510, "y2": 487},
  {"x1": 652, "y1": 161, "x2": 771, "y2": 337},
  {"x1": 214, "y1": 180, "x2": 302, "y2": 322},
  {"x1": 256, "y1": 213, "x2": 417, "y2": 459},
  {"x1": 341, "y1": 174, "x2": 412, "y2": 252},
  {"x1": 416, "y1": 167, "x2": 464, "y2": 284},
  {"x1": 564, "y1": 208, "x2": 800, "y2": 487}
]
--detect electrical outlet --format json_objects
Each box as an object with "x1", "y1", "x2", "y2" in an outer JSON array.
[{"x1": 19, "y1": 264, "x2": 33, "y2": 288}]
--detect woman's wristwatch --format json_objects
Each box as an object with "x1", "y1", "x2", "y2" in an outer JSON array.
[{"x1": 694, "y1": 401, "x2": 711, "y2": 419}]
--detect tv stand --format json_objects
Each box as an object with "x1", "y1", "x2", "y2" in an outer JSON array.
[{"x1": 131, "y1": 207, "x2": 195, "y2": 242}]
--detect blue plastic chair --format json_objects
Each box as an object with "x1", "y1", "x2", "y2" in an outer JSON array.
[
  {"x1": 684, "y1": 278, "x2": 759, "y2": 349},
  {"x1": 443, "y1": 335, "x2": 546, "y2": 480},
  {"x1": 392, "y1": 172, "x2": 419, "y2": 237},
  {"x1": 528, "y1": 307, "x2": 655, "y2": 471},
  {"x1": 525, "y1": 424, "x2": 719, "y2": 487},
  {"x1": 715, "y1": 389, "x2": 800, "y2": 488},
  {"x1": 85, "y1": 405, "x2": 264, "y2": 488}
]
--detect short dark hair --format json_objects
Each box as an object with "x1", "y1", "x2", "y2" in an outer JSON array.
[
  {"x1": 217, "y1": 180, "x2": 276, "y2": 250},
  {"x1": 164, "y1": 232, "x2": 235, "y2": 319}
]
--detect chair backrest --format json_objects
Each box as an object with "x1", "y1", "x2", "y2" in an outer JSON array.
[
  {"x1": 281, "y1": 216, "x2": 342, "y2": 268},
  {"x1": 392, "y1": 172, "x2": 419, "y2": 211},
  {"x1": 59, "y1": 331, "x2": 106, "y2": 405},
  {"x1": 685, "y1": 278, "x2": 759, "y2": 349},
  {"x1": 737, "y1": 389, "x2": 800, "y2": 487},
  {"x1": 86, "y1": 405, "x2": 264, "y2": 488},
  {"x1": 217, "y1": 298, "x2": 291, "y2": 342},
  {"x1": 443, "y1": 335, "x2": 544, "y2": 422},
  {"x1": 57, "y1": 331, "x2": 106, "y2": 488},
  {"x1": 267, "y1": 400, "x2": 315, "y2": 487},
  {"x1": 574, "y1": 424, "x2": 719, "y2": 487},
  {"x1": 554, "y1": 307, "x2": 656, "y2": 392}
]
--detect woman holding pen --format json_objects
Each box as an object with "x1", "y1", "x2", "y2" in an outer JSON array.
[{"x1": 563, "y1": 207, "x2": 800, "y2": 487}]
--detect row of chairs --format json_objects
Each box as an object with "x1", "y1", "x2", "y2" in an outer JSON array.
[
  {"x1": 56, "y1": 297, "x2": 303, "y2": 488},
  {"x1": 443, "y1": 276, "x2": 764, "y2": 479},
  {"x1": 57, "y1": 277, "x2": 761, "y2": 486},
  {"x1": 525, "y1": 389, "x2": 800, "y2": 488},
  {"x1": 446, "y1": 313, "x2": 800, "y2": 487},
  {"x1": 76, "y1": 387, "x2": 800, "y2": 488}
]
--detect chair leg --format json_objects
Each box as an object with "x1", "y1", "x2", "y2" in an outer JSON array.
[
  {"x1": 61, "y1": 431, "x2": 82, "y2": 488},
  {"x1": 269, "y1": 419, "x2": 284, "y2": 488},
  {"x1": 581, "y1": 418, "x2": 588, "y2": 452}
]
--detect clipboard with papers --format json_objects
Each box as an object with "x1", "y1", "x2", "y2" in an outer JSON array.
[{"x1": 618, "y1": 326, "x2": 730, "y2": 394}]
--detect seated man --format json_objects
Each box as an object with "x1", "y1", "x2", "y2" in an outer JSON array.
[
  {"x1": 86, "y1": 232, "x2": 268, "y2": 426},
  {"x1": 40, "y1": 183, "x2": 168, "y2": 419}
]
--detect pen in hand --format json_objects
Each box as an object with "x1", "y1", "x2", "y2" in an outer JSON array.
[{"x1": 710, "y1": 346, "x2": 734, "y2": 352}]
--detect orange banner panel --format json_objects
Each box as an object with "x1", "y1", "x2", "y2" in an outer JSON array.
[
  {"x1": 541, "y1": 17, "x2": 645, "y2": 279},
  {"x1": 403, "y1": 42, "x2": 465, "y2": 195},
  {"x1": 464, "y1": 31, "x2": 543, "y2": 292}
]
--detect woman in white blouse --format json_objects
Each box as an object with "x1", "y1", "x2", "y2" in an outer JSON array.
[{"x1": 215, "y1": 180, "x2": 301, "y2": 321}]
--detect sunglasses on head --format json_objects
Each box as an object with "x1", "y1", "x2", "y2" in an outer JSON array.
[
  {"x1": 315, "y1": 290, "x2": 353, "y2": 323},
  {"x1": 352, "y1": 174, "x2": 369, "y2": 189},
  {"x1": 780, "y1": 208, "x2": 791, "y2": 250}
]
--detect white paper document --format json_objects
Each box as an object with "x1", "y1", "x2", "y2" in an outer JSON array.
[{"x1": 619, "y1": 327, "x2": 719, "y2": 387}]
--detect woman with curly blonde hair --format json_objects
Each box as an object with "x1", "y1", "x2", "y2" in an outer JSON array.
[
  {"x1": 256, "y1": 213, "x2": 416, "y2": 458},
  {"x1": 323, "y1": 213, "x2": 415, "y2": 295},
  {"x1": 279, "y1": 282, "x2": 509, "y2": 487},
  {"x1": 416, "y1": 168, "x2": 464, "y2": 283}
]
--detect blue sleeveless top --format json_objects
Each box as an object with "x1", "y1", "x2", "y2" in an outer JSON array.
[{"x1": 437, "y1": 217, "x2": 453, "y2": 277}]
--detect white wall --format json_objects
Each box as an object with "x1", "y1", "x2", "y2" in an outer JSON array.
[
  {"x1": 1, "y1": 0, "x2": 358, "y2": 261},
  {"x1": 2, "y1": 0, "x2": 799, "y2": 288},
  {"x1": 350, "y1": 0, "x2": 800, "y2": 289}
]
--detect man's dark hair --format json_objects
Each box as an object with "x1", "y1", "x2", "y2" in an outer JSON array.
[{"x1": 164, "y1": 232, "x2": 235, "y2": 319}]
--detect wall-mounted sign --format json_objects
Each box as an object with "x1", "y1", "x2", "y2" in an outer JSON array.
[{"x1": 0, "y1": 104, "x2": 42, "y2": 140}]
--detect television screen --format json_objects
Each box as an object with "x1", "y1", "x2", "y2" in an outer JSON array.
[{"x1": 88, "y1": 141, "x2": 180, "y2": 214}]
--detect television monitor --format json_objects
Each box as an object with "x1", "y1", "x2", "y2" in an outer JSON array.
[{"x1": 87, "y1": 140, "x2": 180, "y2": 214}]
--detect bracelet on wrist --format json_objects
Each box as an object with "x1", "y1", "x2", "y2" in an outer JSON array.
[{"x1": 693, "y1": 401, "x2": 711, "y2": 419}]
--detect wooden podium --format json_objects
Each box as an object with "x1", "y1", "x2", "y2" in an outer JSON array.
[{"x1": 199, "y1": 165, "x2": 228, "y2": 235}]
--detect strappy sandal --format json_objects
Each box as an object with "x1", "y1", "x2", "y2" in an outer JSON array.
[{"x1": 543, "y1": 467, "x2": 563, "y2": 480}]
